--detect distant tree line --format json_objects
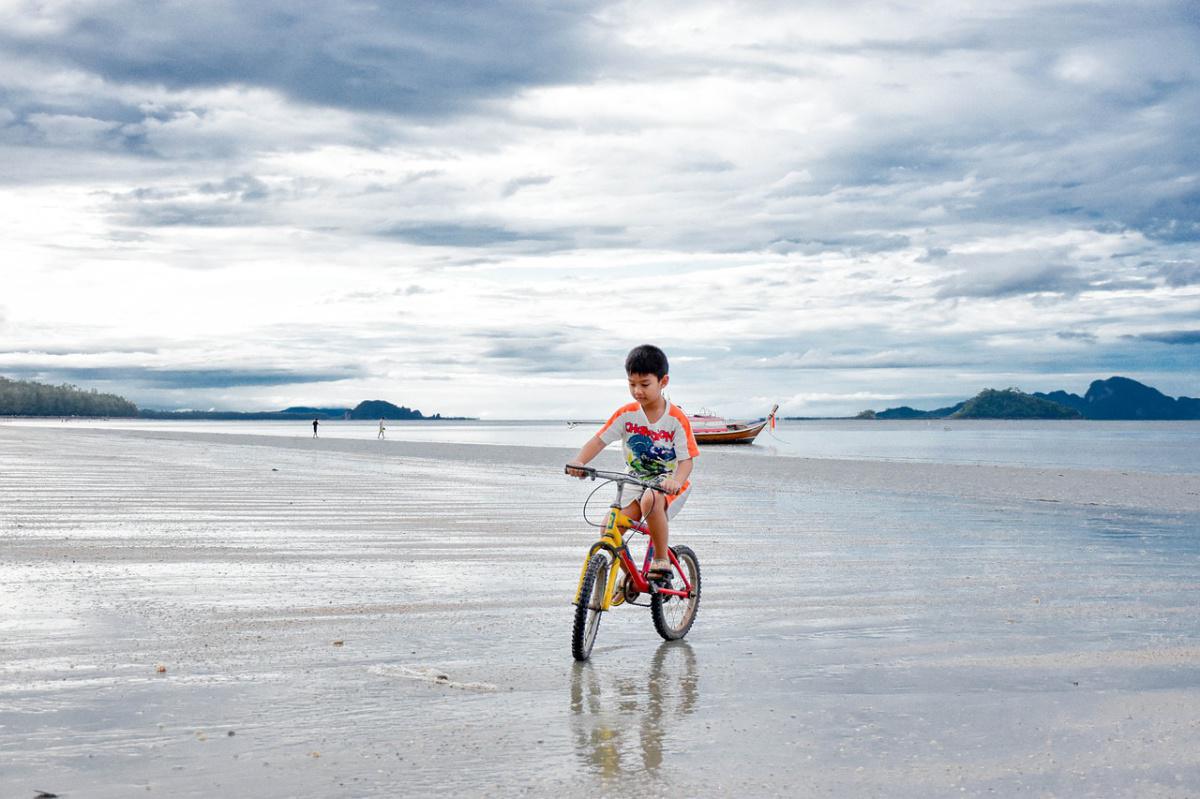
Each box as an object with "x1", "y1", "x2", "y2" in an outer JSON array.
[
  {"x1": 0, "y1": 376, "x2": 139, "y2": 417},
  {"x1": 136, "y1": 409, "x2": 339, "y2": 420},
  {"x1": 138, "y1": 400, "x2": 446, "y2": 420},
  {"x1": 0, "y1": 376, "x2": 460, "y2": 420}
]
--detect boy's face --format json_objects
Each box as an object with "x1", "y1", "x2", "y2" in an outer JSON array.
[{"x1": 627, "y1": 372, "x2": 668, "y2": 408}]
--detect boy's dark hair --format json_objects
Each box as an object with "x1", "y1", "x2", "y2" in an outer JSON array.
[{"x1": 625, "y1": 344, "x2": 669, "y2": 379}]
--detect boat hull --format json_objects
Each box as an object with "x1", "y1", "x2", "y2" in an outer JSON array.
[{"x1": 693, "y1": 419, "x2": 769, "y2": 445}]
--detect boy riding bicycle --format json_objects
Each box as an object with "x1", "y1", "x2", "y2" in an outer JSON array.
[{"x1": 566, "y1": 344, "x2": 699, "y2": 580}]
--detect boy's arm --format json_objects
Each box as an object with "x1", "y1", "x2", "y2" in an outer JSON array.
[
  {"x1": 661, "y1": 457, "x2": 693, "y2": 493},
  {"x1": 566, "y1": 436, "x2": 607, "y2": 477}
]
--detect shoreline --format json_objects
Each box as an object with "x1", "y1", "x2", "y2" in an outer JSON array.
[{"x1": 5, "y1": 424, "x2": 1198, "y2": 514}]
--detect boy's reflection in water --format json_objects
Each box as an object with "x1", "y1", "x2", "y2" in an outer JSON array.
[{"x1": 569, "y1": 641, "x2": 698, "y2": 779}]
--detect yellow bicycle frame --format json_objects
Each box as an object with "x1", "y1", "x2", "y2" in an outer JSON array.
[{"x1": 573, "y1": 505, "x2": 637, "y2": 611}]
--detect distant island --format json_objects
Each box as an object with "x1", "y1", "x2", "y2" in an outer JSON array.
[
  {"x1": 858, "y1": 377, "x2": 1200, "y2": 421},
  {"x1": 0, "y1": 376, "x2": 464, "y2": 420},
  {"x1": 1033, "y1": 376, "x2": 1200, "y2": 420}
]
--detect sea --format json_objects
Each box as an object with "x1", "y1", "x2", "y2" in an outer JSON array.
[{"x1": 5, "y1": 416, "x2": 1199, "y2": 475}]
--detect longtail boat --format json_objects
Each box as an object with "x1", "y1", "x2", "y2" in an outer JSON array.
[{"x1": 687, "y1": 404, "x2": 779, "y2": 445}]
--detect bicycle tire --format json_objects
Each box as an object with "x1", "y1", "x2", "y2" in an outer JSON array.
[
  {"x1": 572, "y1": 551, "x2": 610, "y2": 661},
  {"x1": 650, "y1": 545, "x2": 700, "y2": 641}
]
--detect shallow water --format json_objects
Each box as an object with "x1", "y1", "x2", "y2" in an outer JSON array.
[
  {"x1": 1, "y1": 426, "x2": 1199, "y2": 797},
  {"x1": 7, "y1": 415, "x2": 1200, "y2": 474}
]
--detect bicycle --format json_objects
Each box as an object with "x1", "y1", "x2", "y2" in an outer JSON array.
[{"x1": 565, "y1": 465, "x2": 702, "y2": 661}]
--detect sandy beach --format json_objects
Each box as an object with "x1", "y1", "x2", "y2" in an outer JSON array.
[{"x1": 2, "y1": 424, "x2": 1199, "y2": 797}]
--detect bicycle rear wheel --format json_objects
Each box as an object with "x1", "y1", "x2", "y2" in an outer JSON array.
[
  {"x1": 572, "y1": 551, "x2": 611, "y2": 661},
  {"x1": 650, "y1": 545, "x2": 700, "y2": 641}
]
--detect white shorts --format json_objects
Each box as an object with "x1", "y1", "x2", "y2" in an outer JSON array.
[{"x1": 665, "y1": 485, "x2": 689, "y2": 520}]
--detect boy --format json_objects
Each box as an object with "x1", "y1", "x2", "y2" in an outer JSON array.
[{"x1": 566, "y1": 344, "x2": 699, "y2": 579}]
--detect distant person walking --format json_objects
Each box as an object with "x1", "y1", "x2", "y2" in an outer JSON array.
[
  {"x1": 377, "y1": 418, "x2": 386, "y2": 439},
  {"x1": 312, "y1": 418, "x2": 319, "y2": 438}
]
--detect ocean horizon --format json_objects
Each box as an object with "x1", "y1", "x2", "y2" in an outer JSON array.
[{"x1": 4, "y1": 416, "x2": 1199, "y2": 475}]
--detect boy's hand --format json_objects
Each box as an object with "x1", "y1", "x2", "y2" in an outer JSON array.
[
  {"x1": 659, "y1": 477, "x2": 681, "y2": 495},
  {"x1": 565, "y1": 463, "x2": 589, "y2": 479}
]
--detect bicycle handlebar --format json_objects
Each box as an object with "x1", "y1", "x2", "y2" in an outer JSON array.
[{"x1": 564, "y1": 464, "x2": 670, "y2": 493}]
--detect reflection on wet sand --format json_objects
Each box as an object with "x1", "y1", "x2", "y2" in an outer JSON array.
[{"x1": 570, "y1": 641, "x2": 698, "y2": 779}]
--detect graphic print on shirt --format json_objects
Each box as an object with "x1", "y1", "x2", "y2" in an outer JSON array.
[
  {"x1": 626, "y1": 427, "x2": 677, "y2": 476},
  {"x1": 595, "y1": 402, "x2": 699, "y2": 478}
]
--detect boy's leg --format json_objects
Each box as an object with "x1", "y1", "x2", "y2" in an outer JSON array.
[
  {"x1": 621, "y1": 491, "x2": 671, "y2": 573},
  {"x1": 637, "y1": 489, "x2": 671, "y2": 574},
  {"x1": 622, "y1": 491, "x2": 668, "y2": 549}
]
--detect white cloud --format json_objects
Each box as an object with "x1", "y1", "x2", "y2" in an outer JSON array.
[{"x1": 1, "y1": 1, "x2": 1198, "y2": 416}]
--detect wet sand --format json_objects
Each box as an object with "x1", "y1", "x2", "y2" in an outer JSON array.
[{"x1": 2, "y1": 425, "x2": 1199, "y2": 797}]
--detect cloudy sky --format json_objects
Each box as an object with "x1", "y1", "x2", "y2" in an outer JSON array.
[{"x1": 2, "y1": 0, "x2": 1198, "y2": 418}]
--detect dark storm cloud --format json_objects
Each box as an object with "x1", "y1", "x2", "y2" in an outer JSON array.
[
  {"x1": 1, "y1": 366, "x2": 359, "y2": 388},
  {"x1": 1129, "y1": 330, "x2": 1200, "y2": 345},
  {"x1": 0, "y1": 84, "x2": 165, "y2": 151},
  {"x1": 106, "y1": 175, "x2": 272, "y2": 227},
  {"x1": 926, "y1": 242, "x2": 1167, "y2": 300},
  {"x1": 198, "y1": 175, "x2": 270, "y2": 201},
  {"x1": 936, "y1": 262, "x2": 1089, "y2": 300},
  {"x1": 1056, "y1": 330, "x2": 1098, "y2": 343},
  {"x1": 0, "y1": 1, "x2": 608, "y2": 118},
  {"x1": 1157, "y1": 262, "x2": 1200, "y2": 287},
  {"x1": 1134, "y1": 192, "x2": 1200, "y2": 243}
]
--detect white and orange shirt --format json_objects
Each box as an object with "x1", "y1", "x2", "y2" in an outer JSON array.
[{"x1": 596, "y1": 402, "x2": 700, "y2": 479}]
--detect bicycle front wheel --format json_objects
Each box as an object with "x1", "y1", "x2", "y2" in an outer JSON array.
[
  {"x1": 650, "y1": 545, "x2": 701, "y2": 641},
  {"x1": 572, "y1": 551, "x2": 611, "y2": 661}
]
